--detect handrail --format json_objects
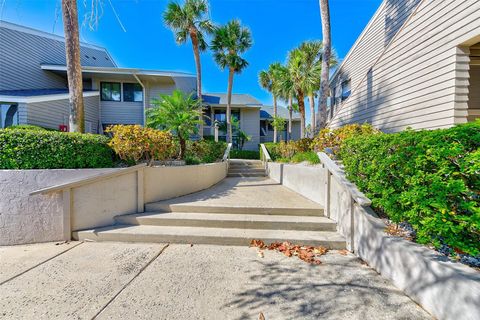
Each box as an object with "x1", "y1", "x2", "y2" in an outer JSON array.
[
  {"x1": 30, "y1": 163, "x2": 147, "y2": 196},
  {"x1": 260, "y1": 144, "x2": 272, "y2": 162},
  {"x1": 317, "y1": 152, "x2": 371, "y2": 207},
  {"x1": 222, "y1": 143, "x2": 233, "y2": 162}
]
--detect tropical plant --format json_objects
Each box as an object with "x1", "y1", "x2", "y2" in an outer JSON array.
[
  {"x1": 106, "y1": 125, "x2": 175, "y2": 165},
  {"x1": 270, "y1": 115, "x2": 286, "y2": 140},
  {"x1": 163, "y1": 0, "x2": 214, "y2": 138},
  {"x1": 147, "y1": 90, "x2": 203, "y2": 159},
  {"x1": 318, "y1": 0, "x2": 332, "y2": 130},
  {"x1": 276, "y1": 64, "x2": 296, "y2": 140},
  {"x1": 211, "y1": 19, "x2": 253, "y2": 143},
  {"x1": 298, "y1": 41, "x2": 323, "y2": 134},
  {"x1": 259, "y1": 62, "x2": 283, "y2": 142},
  {"x1": 286, "y1": 48, "x2": 308, "y2": 138},
  {"x1": 61, "y1": 0, "x2": 85, "y2": 132},
  {"x1": 218, "y1": 116, "x2": 251, "y2": 150}
]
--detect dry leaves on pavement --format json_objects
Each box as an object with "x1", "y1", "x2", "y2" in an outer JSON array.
[{"x1": 250, "y1": 240, "x2": 328, "y2": 265}]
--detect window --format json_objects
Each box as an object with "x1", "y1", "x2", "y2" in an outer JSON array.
[
  {"x1": 123, "y1": 83, "x2": 143, "y2": 102},
  {"x1": 0, "y1": 104, "x2": 19, "y2": 128},
  {"x1": 341, "y1": 80, "x2": 351, "y2": 101},
  {"x1": 101, "y1": 82, "x2": 121, "y2": 101}
]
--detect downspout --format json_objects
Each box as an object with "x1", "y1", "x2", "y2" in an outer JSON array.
[{"x1": 133, "y1": 73, "x2": 146, "y2": 126}]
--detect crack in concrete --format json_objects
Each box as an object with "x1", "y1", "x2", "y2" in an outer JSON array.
[
  {"x1": 0, "y1": 241, "x2": 84, "y2": 286},
  {"x1": 90, "y1": 243, "x2": 170, "y2": 320}
]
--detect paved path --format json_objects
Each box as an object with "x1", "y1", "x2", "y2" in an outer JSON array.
[{"x1": 0, "y1": 241, "x2": 432, "y2": 319}]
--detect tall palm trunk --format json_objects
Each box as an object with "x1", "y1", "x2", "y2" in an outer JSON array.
[
  {"x1": 190, "y1": 29, "x2": 203, "y2": 138},
  {"x1": 288, "y1": 96, "x2": 293, "y2": 141},
  {"x1": 226, "y1": 68, "x2": 234, "y2": 143},
  {"x1": 297, "y1": 92, "x2": 306, "y2": 138},
  {"x1": 62, "y1": 0, "x2": 84, "y2": 133},
  {"x1": 318, "y1": 0, "x2": 331, "y2": 129},
  {"x1": 273, "y1": 95, "x2": 278, "y2": 143},
  {"x1": 309, "y1": 93, "x2": 315, "y2": 136}
]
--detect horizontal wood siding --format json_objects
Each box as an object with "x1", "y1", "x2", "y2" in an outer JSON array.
[
  {"x1": 0, "y1": 23, "x2": 115, "y2": 91},
  {"x1": 146, "y1": 81, "x2": 177, "y2": 108},
  {"x1": 25, "y1": 95, "x2": 100, "y2": 132},
  {"x1": 100, "y1": 101, "x2": 143, "y2": 125},
  {"x1": 329, "y1": 0, "x2": 480, "y2": 131}
]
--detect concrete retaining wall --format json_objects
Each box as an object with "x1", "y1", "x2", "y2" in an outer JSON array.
[
  {"x1": 0, "y1": 169, "x2": 116, "y2": 245},
  {"x1": 265, "y1": 159, "x2": 480, "y2": 320},
  {"x1": 267, "y1": 162, "x2": 326, "y2": 206},
  {"x1": 144, "y1": 162, "x2": 227, "y2": 203},
  {"x1": 0, "y1": 162, "x2": 227, "y2": 246}
]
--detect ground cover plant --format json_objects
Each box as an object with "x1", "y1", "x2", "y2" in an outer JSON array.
[
  {"x1": 0, "y1": 128, "x2": 114, "y2": 169},
  {"x1": 339, "y1": 121, "x2": 480, "y2": 258}
]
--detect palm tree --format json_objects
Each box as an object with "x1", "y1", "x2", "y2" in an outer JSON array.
[
  {"x1": 276, "y1": 64, "x2": 296, "y2": 140},
  {"x1": 163, "y1": 0, "x2": 214, "y2": 138},
  {"x1": 286, "y1": 48, "x2": 309, "y2": 138},
  {"x1": 147, "y1": 90, "x2": 202, "y2": 159},
  {"x1": 61, "y1": 0, "x2": 84, "y2": 132},
  {"x1": 211, "y1": 20, "x2": 253, "y2": 143},
  {"x1": 299, "y1": 41, "x2": 323, "y2": 134},
  {"x1": 259, "y1": 62, "x2": 282, "y2": 142},
  {"x1": 318, "y1": 0, "x2": 332, "y2": 129}
]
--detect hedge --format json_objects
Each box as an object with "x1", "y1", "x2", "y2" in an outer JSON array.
[
  {"x1": 339, "y1": 121, "x2": 480, "y2": 256},
  {"x1": 185, "y1": 140, "x2": 227, "y2": 165},
  {"x1": 230, "y1": 150, "x2": 260, "y2": 159},
  {"x1": 0, "y1": 129, "x2": 114, "y2": 169}
]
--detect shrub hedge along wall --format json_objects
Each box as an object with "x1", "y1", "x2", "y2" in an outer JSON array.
[
  {"x1": 339, "y1": 121, "x2": 480, "y2": 256},
  {"x1": 0, "y1": 129, "x2": 114, "y2": 169}
]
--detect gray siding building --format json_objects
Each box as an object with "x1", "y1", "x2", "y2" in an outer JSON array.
[{"x1": 328, "y1": 0, "x2": 480, "y2": 131}]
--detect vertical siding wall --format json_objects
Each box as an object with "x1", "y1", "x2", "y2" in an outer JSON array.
[
  {"x1": 329, "y1": 0, "x2": 480, "y2": 131},
  {"x1": 24, "y1": 95, "x2": 100, "y2": 133},
  {"x1": 241, "y1": 108, "x2": 260, "y2": 151},
  {"x1": 0, "y1": 22, "x2": 115, "y2": 91}
]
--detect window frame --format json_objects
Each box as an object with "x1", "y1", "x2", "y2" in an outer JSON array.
[
  {"x1": 100, "y1": 82, "x2": 121, "y2": 102},
  {"x1": 341, "y1": 79, "x2": 351, "y2": 101},
  {"x1": 122, "y1": 83, "x2": 144, "y2": 102}
]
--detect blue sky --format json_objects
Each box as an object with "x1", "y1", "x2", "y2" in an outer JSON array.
[{"x1": 1, "y1": 0, "x2": 382, "y2": 112}]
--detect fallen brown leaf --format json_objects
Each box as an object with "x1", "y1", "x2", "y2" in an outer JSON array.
[
  {"x1": 259, "y1": 312, "x2": 265, "y2": 320},
  {"x1": 250, "y1": 240, "x2": 328, "y2": 265},
  {"x1": 338, "y1": 249, "x2": 349, "y2": 256}
]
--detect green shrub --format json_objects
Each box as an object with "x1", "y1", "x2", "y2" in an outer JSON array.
[
  {"x1": 0, "y1": 129, "x2": 114, "y2": 169},
  {"x1": 339, "y1": 121, "x2": 480, "y2": 256},
  {"x1": 5, "y1": 124, "x2": 53, "y2": 131},
  {"x1": 230, "y1": 150, "x2": 260, "y2": 159},
  {"x1": 312, "y1": 123, "x2": 380, "y2": 155},
  {"x1": 185, "y1": 140, "x2": 227, "y2": 164},
  {"x1": 264, "y1": 142, "x2": 281, "y2": 160},
  {"x1": 278, "y1": 151, "x2": 320, "y2": 164}
]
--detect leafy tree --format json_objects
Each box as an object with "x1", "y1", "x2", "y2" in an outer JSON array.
[
  {"x1": 270, "y1": 116, "x2": 287, "y2": 141},
  {"x1": 259, "y1": 62, "x2": 283, "y2": 142},
  {"x1": 163, "y1": 0, "x2": 214, "y2": 138},
  {"x1": 147, "y1": 90, "x2": 202, "y2": 159},
  {"x1": 61, "y1": 0, "x2": 85, "y2": 132},
  {"x1": 318, "y1": 0, "x2": 332, "y2": 129},
  {"x1": 211, "y1": 20, "x2": 253, "y2": 143}
]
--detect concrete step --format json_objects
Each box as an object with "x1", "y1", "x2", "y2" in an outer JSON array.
[
  {"x1": 228, "y1": 165, "x2": 264, "y2": 170},
  {"x1": 115, "y1": 212, "x2": 336, "y2": 231},
  {"x1": 73, "y1": 225, "x2": 346, "y2": 249},
  {"x1": 227, "y1": 173, "x2": 266, "y2": 177},
  {"x1": 145, "y1": 203, "x2": 324, "y2": 216},
  {"x1": 228, "y1": 168, "x2": 265, "y2": 174}
]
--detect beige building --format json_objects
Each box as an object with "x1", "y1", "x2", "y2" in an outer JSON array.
[{"x1": 328, "y1": 0, "x2": 480, "y2": 132}]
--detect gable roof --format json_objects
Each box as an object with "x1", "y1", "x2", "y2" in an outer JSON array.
[
  {"x1": 260, "y1": 106, "x2": 301, "y2": 120},
  {"x1": 202, "y1": 93, "x2": 262, "y2": 106}
]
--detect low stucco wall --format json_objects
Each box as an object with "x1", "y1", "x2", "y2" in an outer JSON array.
[
  {"x1": 266, "y1": 159, "x2": 480, "y2": 320},
  {"x1": 144, "y1": 162, "x2": 227, "y2": 203},
  {"x1": 267, "y1": 162, "x2": 326, "y2": 206},
  {"x1": 1, "y1": 162, "x2": 228, "y2": 245},
  {"x1": 0, "y1": 169, "x2": 116, "y2": 246}
]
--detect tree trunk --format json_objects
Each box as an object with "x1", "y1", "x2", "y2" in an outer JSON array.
[
  {"x1": 179, "y1": 137, "x2": 186, "y2": 160},
  {"x1": 318, "y1": 0, "x2": 331, "y2": 130},
  {"x1": 309, "y1": 93, "x2": 315, "y2": 136},
  {"x1": 226, "y1": 68, "x2": 235, "y2": 144},
  {"x1": 288, "y1": 96, "x2": 293, "y2": 141},
  {"x1": 190, "y1": 29, "x2": 203, "y2": 138},
  {"x1": 297, "y1": 92, "x2": 306, "y2": 138},
  {"x1": 273, "y1": 95, "x2": 278, "y2": 143},
  {"x1": 62, "y1": 0, "x2": 84, "y2": 133}
]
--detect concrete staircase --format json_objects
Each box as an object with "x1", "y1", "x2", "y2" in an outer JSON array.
[
  {"x1": 73, "y1": 178, "x2": 346, "y2": 249},
  {"x1": 227, "y1": 159, "x2": 266, "y2": 177}
]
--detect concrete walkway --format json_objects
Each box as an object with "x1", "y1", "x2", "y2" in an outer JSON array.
[{"x1": 0, "y1": 242, "x2": 432, "y2": 319}]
